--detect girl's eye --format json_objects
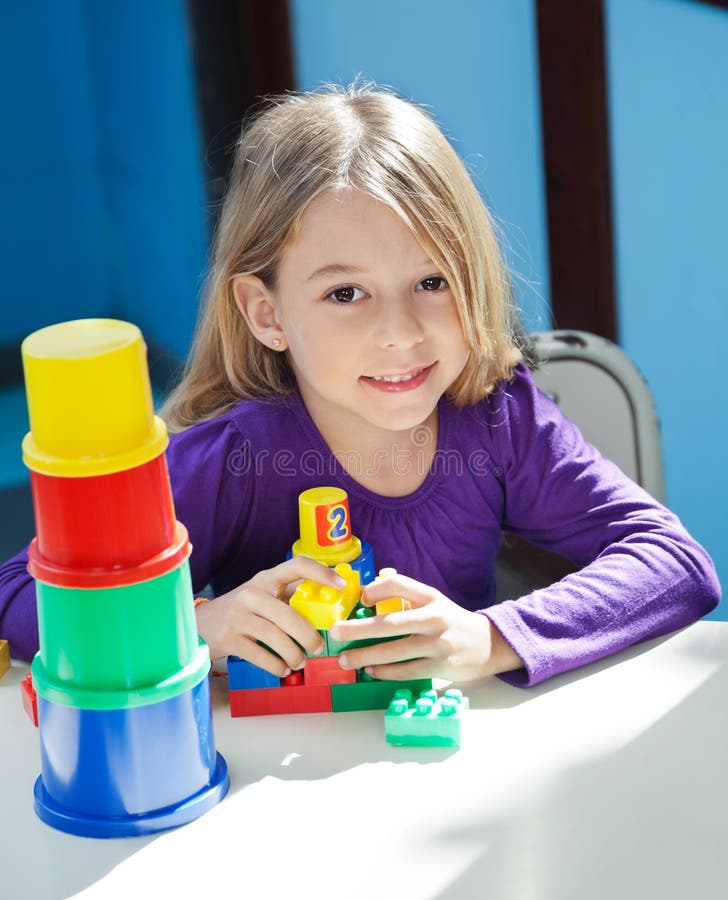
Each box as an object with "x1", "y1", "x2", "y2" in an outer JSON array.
[
  {"x1": 326, "y1": 285, "x2": 366, "y2": 304},
  {"x1": 415, "y1": 275, "x2": 448, "y2": 292}
]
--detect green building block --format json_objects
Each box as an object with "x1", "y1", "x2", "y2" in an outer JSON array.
[
  {"x1": 384, "y1": 688, "x2": 469, "y2": 747},
  {"x1": 330, "y1": 677, "x2": 433, "y2": 712},
  {"x1": 306, "y1": 605, "x2": 384, "y2": 658}
]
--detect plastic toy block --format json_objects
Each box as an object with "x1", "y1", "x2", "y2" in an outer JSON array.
[
  {"x1": 385, "y1": 688, "x2": 469, "y2": 747},
  {"x1": 282, "y1": 670, "x2": 304, "y2": 686},
  {"x1": 289, "y1": 562, "x2": 360, "y2": 629},
  {"x1": 230, "y1": 684, "x2": 332, "y2": 717},
  {"x1": 371, "y1": 568, "x2": 411, "y2": 616},
  {"x1": 291, "y1": 486, "x2": 363, "y2": 566},
  {"x1": 375, "y1": 597, "x2": 411, "y2": 615},
  {"x1": 303, "y1": 656, "x2": 356, "y2": 686},
  {"x1": 21, "y1": 672, "x2": 38, "y2": 726},
  {"x1": 227, "y1": 655, "x2": 281, "y2": 690},
  {"x1": 324, "y1": 605, "x2": 401, "y2": 656},
  {"x1": 0, "y1": 639, "x2": 9, "y2": 678},
  {"x1": 330, "y1": 678, "x2": 433, "y2": 713}
]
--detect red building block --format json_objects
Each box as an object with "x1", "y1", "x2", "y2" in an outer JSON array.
[
  {"x1": 21, "y1": 672, "x2": 38, "y2": 727},
  {"x1": 303, "y1": 656, "x2": 356, "y2": 687},
  {"x1": 230, "y1": 684, "x2": 333, "y2": 717}
]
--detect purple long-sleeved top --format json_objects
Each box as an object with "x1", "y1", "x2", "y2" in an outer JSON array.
[{"x1": 0, "y1": 364, "x2": 720, "y2": 684}]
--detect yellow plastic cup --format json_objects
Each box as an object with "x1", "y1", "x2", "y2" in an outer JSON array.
[{"x1": 21, "y1": 319, "x2": 168, "y2": 476}]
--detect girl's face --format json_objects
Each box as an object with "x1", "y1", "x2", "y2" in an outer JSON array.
[{"x1": 268, "y1": 189, "x2": 470, "y2": 449}]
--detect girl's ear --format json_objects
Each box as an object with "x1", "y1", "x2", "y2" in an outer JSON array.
[{"x1": 231, "y1": 274, "x2": 287, "y2": 350}]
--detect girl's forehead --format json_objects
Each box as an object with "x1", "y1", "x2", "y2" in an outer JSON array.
[
  {"x1": 300, "y1": 187, "x2": 382, "y2": 223},
  {"x1": 281, "y1": 191, "x2": 429, "y2": 273}
]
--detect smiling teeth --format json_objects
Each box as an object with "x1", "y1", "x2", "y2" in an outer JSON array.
[{"x1": 371, "y1": 369, "x2": 423, "y2": 383}]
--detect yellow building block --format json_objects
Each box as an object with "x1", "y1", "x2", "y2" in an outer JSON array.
[
  {"x1": 0, "y1": 639, "x2": 10, "y2": 678},
  {"x1": 372, "y1": 568, "x2": 411, "y2": 615},
  {"x1": 290, "y1": 563, "x2": 360, "y2": 629},
  {"x1": 375, "y1": 597, "x2": 411, "y2": 615}
]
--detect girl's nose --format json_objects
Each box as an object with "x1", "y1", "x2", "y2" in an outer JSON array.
[{"x1": 374, "y1": 296, "x2": 425, "y2": 350}]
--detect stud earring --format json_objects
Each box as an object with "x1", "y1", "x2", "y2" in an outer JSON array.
[{"x1": 272, "y1": 338, "x2": 282, "y2": 349}]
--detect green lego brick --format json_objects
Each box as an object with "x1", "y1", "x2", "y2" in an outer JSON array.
[
  {"x1": 330, "y1": 677, "x2": 433, "y2": 712},
  {"x1": 328, "y1": 605, "x2": 407, "y2": 655},
  {"x1": 304, "y1": 604, "x2": 404, "y2": 659},
  {"x1": 304, "y1": 605, "x2": 377, "y2": 657},
  {"x1": 384, "y1": 688, "x2": 469, "y2": 747}
]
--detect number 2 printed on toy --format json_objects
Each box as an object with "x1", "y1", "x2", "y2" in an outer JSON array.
[{"x1": 315, "y1": 500, "x2": 351, "y2": 546}]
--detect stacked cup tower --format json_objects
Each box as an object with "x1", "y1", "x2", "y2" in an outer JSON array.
[{"x1": 22, "y1": 318, "x2": 229, "y2": 838}]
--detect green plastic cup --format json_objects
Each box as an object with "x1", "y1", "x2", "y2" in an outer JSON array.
[
  {"x1": 31, "y1": 642, "x2": 211, "y2": 710},
  {"x1": 35, "y1": 560, "x2": 200, "y2": 693}
]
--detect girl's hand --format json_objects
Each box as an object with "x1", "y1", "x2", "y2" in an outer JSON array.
[
  {"x1": 195, "y1": 558, "x2": 345, "y2": 676},
  {"x1": 328, "y1": 571, "x2": 524, "y2": 683}
]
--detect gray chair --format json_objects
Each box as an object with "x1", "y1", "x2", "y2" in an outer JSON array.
[
  {"x1": 530, "y1": 329, "x2": 665, "y2": 502},
  {"x1": 495, "y1": 329, "x2": 666, "y2": 600}
]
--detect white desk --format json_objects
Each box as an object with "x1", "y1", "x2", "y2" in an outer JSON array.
[{"x1": 2, "y1": 621, "x2": 727, "y2": 900}]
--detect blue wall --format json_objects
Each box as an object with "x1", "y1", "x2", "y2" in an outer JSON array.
[
  {"x1": 0, "y1": 0, "x2": 207, "y2": 359},
  {"x1": 1, "y1": 3, "x2": 111, "y2": 339},
  {"x1": 290, "y1": 0, "x2": 551, "y2": 331},
  {"x1": 605, "y1": 0, "x2": 728, "y2": 612}
]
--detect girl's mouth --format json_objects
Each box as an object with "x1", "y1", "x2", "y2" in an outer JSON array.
[{"x1": 361, "y1": 364, "x2": 435, "y2": 392}]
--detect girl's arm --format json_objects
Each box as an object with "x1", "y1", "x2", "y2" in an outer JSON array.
[
  {"x1": 481, "y1": 364, "x2": 720, "y2": 685},
  {"x1": 0, "y1": 547, "x2": 38, "y2": 661}
]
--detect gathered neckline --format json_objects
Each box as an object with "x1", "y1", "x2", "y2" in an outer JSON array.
[{"x1": 285, "y1": 391, "x2": 452, "y2": 511}]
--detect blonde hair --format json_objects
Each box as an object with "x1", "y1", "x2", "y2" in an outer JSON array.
[{"x1": 162, "y1": 82, "x2": 525, "y2": 431}]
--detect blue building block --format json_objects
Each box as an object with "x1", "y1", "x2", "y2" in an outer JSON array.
[
  {"x1": 384, "y1": 688, "x2": 469, "y2": 747},
  {"x1": 227, "y1": 656, "x2": 281, "y2": 690},
  {"x1": 346, "y1": 541, "x2": 376, "y2": 586}
]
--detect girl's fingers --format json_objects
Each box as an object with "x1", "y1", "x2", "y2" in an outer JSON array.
[
  {"x1": 338, "y1": 635, "x2": 431, "y2": 672},
  {"x1": 281, "y1": 578, "x2": 304, "y2": 602},
  {"x1": 360, "y1": 572, "x2": 440, "y2": 609},
  {"x1": 242, "y1": 586, "x2": 325, "y2": 659},
  {"x1": 329, "y1": 611, "x2": 412, "y2": 644},
  {"x1": 254, "y1": 556, "x2": 346, "y2": 599},
  {"x1": 229, "y1": 635, "x2": 293, "y2": 678},
  {"x1": 248, "y1": 614, "x2": 311, "y2": 671},
  {"x1": 329, "y1": 600, "x2": 437, "y2": 644},
  {"x1": 362, "y1": 658, "x2": 436, "y2": 682}
]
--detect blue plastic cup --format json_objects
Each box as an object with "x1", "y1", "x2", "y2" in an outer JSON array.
[{"x1": 34, "y1": 675, "x2": 229, "y2": 838}]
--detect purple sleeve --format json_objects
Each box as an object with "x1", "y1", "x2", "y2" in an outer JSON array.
[
  {"x1": 482, "y1": 365, "x2": 721, "y2": 686},
  {"x1": 0, "y1": 547, "x2": 38, "y2": 662}
]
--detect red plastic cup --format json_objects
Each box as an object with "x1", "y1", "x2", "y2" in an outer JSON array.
[
  {"x1": 28, "y1": 521, "x2": 191, "y2": 589},
  {"x1": 29, "y1": 453, "x2": 176, "y2": 570}
]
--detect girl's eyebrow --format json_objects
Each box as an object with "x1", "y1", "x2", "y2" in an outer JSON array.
[
  {"x1": 307, "y1": 258, "x2": 436, "y2": 282},
  {"x1": 306, "y1": 263, "x2": 365, "y2": 282}
]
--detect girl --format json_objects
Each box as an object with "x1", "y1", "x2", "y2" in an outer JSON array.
[{"x1": 0, "y1": 83, "x2": 719, "y2": 686}]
